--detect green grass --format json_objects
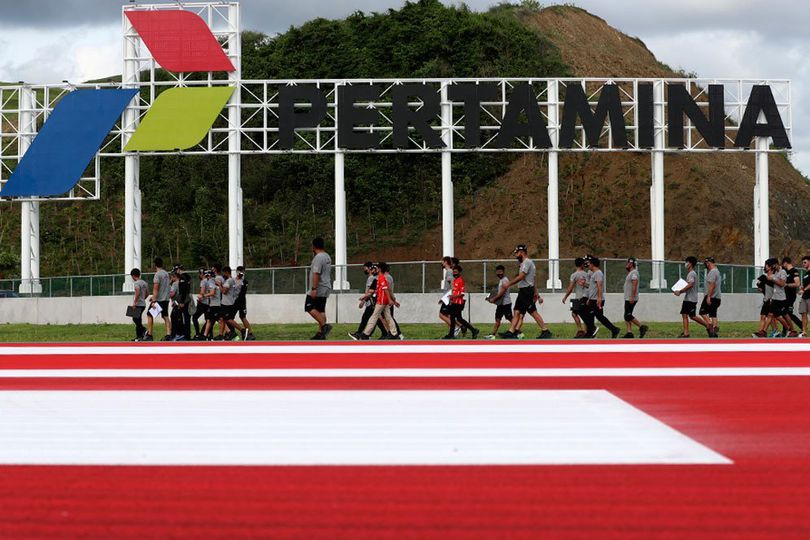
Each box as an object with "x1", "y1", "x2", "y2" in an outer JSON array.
[{"x1": 0, "y1": 321, "x2": 770, "y2": 343}]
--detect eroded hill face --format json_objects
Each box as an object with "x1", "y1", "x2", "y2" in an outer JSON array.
[{"x1": 362, "y1": 6, "x2": 809, "y2": 265}]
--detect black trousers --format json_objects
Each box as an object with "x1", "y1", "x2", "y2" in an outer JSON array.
[
  {"x1": 583, "y1": 299, "x2": 619, "y2": 336},
  {"x1": 448, "y1": 303, "x2": 474, "y2": 335},
  {"x1": 193, "y1": 304, "x2": 208, "y2": 335},
  {"x1": 171, "y1": 304, "x2": 190, "y2": 339},
  {"x1": 132, "y1": 307, "x2": 145, "y2": 339},
  {"x1": 358, "y1": 304, "x2": 387, "y2": 335}
]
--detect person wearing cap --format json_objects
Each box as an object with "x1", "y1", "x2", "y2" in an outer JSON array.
[
  {"x1": 561, "y1": 258, "x2": 588, "y2": 338},
  {"x1": 674, "y1": 256, "x2": 708, "y2": 338},
  {"x1": 699, "y1": 257, "x2": 722, "y2": 338},
  {"x1": 350, "y1": 263, "x2": 399, "y2": 340},
  {"x1": 755, "y1": 258, "x2": 798, "y2": 338},
  {"x1": 485, "y1": 264, "x2": 513, "y2": 339},
  {"x1": 355, "y1": 262, "x2": 387, "y2": 338},
  {"x1": 192, "y1": 268, "x2": 210, "y2": 340},
  {"x1": 622, "y1": 258, "x2": 648, "y2": 338},
  {"x1": 581, "y1": 257, "x2": 620, "y2": 339},
  {"x1": 496, "y1": 244, "x2": 552, "y2": 340},
  {"x1": 442, "y1": 265, "x2": 478, "y2": 339},
  {"x1": 307, "y1": 237, "x2": 333, "y2": 340}
]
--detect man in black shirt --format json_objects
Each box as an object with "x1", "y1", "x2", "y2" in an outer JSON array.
[{"x1": 782, "y1": 257, "x2": 802, "y2": 332}]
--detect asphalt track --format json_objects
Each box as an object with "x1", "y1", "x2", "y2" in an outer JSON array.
[{"x1": 1, "y1": 340, "x2": 809, "y2": 539}]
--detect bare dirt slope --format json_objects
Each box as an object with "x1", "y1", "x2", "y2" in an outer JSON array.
[{"x1": 363, "y1": 6, "x2": 810, "y2": 265}]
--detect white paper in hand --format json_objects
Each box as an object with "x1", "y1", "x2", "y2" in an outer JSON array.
[
  {"x1": 441, "y1": 291, "x2": 451, "y2": 306},
  {"x1": 671, "y1": 279, "x2": 688, "y2": 292},
  {"x1": 149, "y1": 303, "x2": 163, "y2": 318}
]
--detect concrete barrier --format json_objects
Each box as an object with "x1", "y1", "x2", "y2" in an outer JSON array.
[{"x1": 0, "y1": 292, "x2": 765, "y2": 326}]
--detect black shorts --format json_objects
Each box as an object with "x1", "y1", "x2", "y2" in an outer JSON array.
[
  {"x1": 623, "y1": 300, "x2": 637, "y2": 320},
  {"x1": 760, "y1": 300, "x2": 771, "y2": 316},
  {"x1": 149, "y1": 300, "x2": 169, "y2": 319},
  {"x1": 514, "y1": 287, "x2": 537, "y2": 314},
  {"x1": 439, "y1": 303, "x2": 452, "y2": 316},
  {"x1": 495, "y1": 304, "x2": 513, "y2": 321},
  {"x1": 680, "y1": 301, "x2": 697, "y2": 316},
  {"x1": 205, "y1": 306, "x2": 222, "y2": 322},
  {"x1": 305, "y1": 295, "x2": 327, "y2": 313},
  {"x1": 769, "y1": 299, "x2": 787, "y2": 316},
  {"x1": 570, "y1": 298, "x2": 586, "y2": 315},
  {"x1": 221, "y1": 305, "x2": 238, "y2": 321},
  {"x1": 699, "y1": 297, "x2": 721, "y2": 317},
  {"x1": 235, "y1": 299, "x2": 247, "y2": 319},
  {"x1": 195, "y1": 303, "x2": 209, "y2": 317}
]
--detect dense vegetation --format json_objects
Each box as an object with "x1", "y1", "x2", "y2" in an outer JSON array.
[{"x1": 0, "y1": 0, "x2": 566, "y2": 277}]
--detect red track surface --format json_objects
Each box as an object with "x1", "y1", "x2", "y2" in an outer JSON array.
[{"x1": 1, "y1": 341, "x2": 809, "y2": 539}]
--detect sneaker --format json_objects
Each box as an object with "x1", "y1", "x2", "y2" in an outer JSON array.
[
  {"x1": 192, "y1": 334, "x2": 205, "y2": 341},
  {"x1": 500, "y1": 331, "x2": 517, "y2": 340},
  {"x1": 471, "y1": 328, "x2": 480, "y2": 340},
  {"x1": 574, "y1": 330, "x2": 586, "y2": 339},
  {"x1": 799, "y1": 332, "x2": 806, "y2": 338},
  {"x1": 516, "y1": 332, "x2": 525, "y2": 340},
  {"x1": 378, "y1": 334, "x2": 390, "y2": 340},
  {"x1": 322, "y1": 324, "x2": 333, "y2": 339},
  {"x1": 592, "y1": 327, "x2": 600, "y2": 338},
  {"x1": 639, "y1": 325, "x2": 649, "y2": 338},
  {"x1": 622, "y1": 332, "x2": 634, "y2": 339},
  {"x1": 349, "y1": 332, "x2": 361, "y2": 341},
  {"x1": 611, "y1": 328, "x2": 620, "y2": 339},
  {"x1": 213, "y1": 335, "x2": 225, "y2": 341},
  {"x1": 172, "y1": 335, "x2": 187, "y2": 341},
  {"x1": 246, "y1": 333, "x2": 256, "y2": 341},
  {"x1": 769, "y1": 331, "x2": 781, "y2": 338},
  {"x1": 484, "y1": 334, "x2": 496, "y2": 340},
  {"x1": 677, "y1": 333, "x2": 689, "y2": 338},
  {"x1": 385, "y1": 334, "x2": 400, "y2": 340},
  {"x1": 240, "y1": 328, "x2": 248, "y2": 341},
  {"x1": 398, "y1": 334, "x2": 405, "y2": 340},
  {"x1": 710, "y1": 329, "x2": 719, "y2": 338},
  {"x1": 358, "y1": 333, "x2": 370, "y2": 341},
  {"x1": 454, "y1": 327, "x2": 461, "y2": 337},
  {"x1": 225, "y1": 330, "x2": 237, "y2": 341},
  {"x1": 441, "y1": 334, "x2": 455, "y2": 340},
  {"x1": 310, "y1": 332, "x2": 325, "y2": 340},
  {"x1": 752, "y1": 331, "x2": 766, "y2": 338},
  {"x1": 538, "y1": 329, "x2": 553, "y2": 339},
  {"x1": 160, "y1": 335, "x2": 172, "y2": 342},
  {"x1": 788, "y1": 331, "x2": 799, "y2": 338},
  {"x1": 131, "y1": 337, "x2": 140, "y2": 342},
  {"x1": 141, "y1": 334, "x2": 154, "y2": 342}
]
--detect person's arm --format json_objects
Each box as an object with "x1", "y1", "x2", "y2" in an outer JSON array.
[
  {"x1": 675, "y1": 279, "x2": 694, "y2": 296},
  {"x1": 131, "y1": 288, "x2": 139, "y2": 308},
  {"x1": 310, "y1": 271, "x2": 320, "y2": 298},
  {"x1": 491, "y1": 279, "x2": 512, "y2": 302},
  {"x1": 505, "y1": 272, "x2": 526, "y2": 289},
  {"x1": 151, "y1": 278, "x2": 159, "y2": 303},
  {"x1": 533, "y1": 285, "x2": 542, "y2": 303},
  {"x1": 706, "y1": 279, "x2": 715, "y2": 304},
  {"x1": 630, "y1": 276, "x2": 639, "y2": 304},
  {"x1": 773, "y1": 275, "x2": 787, "y2": 287},
  {"x1": 596, "y1": 277, "x2": 604, "y2": 307},
  {"x1": 788, "y1": 273, "x2": 800, "y2": 290},
  {"x1": 562, "y1": 280, "x2": 575, "y2": 303}
]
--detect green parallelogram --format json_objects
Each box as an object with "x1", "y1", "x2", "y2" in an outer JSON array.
[{"x1": 125, "y1": 87, "x2": 234, "y2": 151}]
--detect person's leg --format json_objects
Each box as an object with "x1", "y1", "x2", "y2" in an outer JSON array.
[
  {"x1": 582, "y1": 302, "x2": 596, "y2": 336},
  {"x1": 529, "y1": 310, "x2": 548, "y2": 332},
  {"x1": 147, "y1": 314, "x2": 154, "y2": 336},
  {"x1": 492, "y1": 312, "x2": 502, "y2": 335},
  {"x1": 382, "y1": 306, "x2": 398, "y2": 337},
  {"x1": 681, "y1": 314, "x2": 689, "y2": 336},
  {"x1": 447, "y1": 305, "x2": 459, "y2": 337},
  {"x1": 163, "y1": 312, "x2": 172, "y2": 337},
  {"x1": 358, "y1": 305, "x2": 373, "y2": 334},
  {"x1": 573, "y1": 313, "x2": 583, "y2": 333},
  {"x1": 133, "y1": 311, "x2": 145, "y2": 339},
  {"x1": 363, "y1": 304, "x2": 385, "y2": 336},
  {"x1": 595, "y1": 304, "x2": 619, "y2": 335},
  {"x1": 510, "y1": 311, "x2": 525, "y2": 333}
]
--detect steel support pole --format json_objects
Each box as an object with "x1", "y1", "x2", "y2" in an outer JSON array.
[
  {"x1": 649, "y1": 81, "x2": 667, "y2": 289},
  {"x1": 754, "y1": 134, "x2": 769, "y2": 270},
  {"x1": 440, "y1": 83, "x2": 453, "y2": 287},
  {"x1": 18, "y1": 86, "x2": 41, "y2": 295},
  {"x1": 333, "y1": 151, "x2": 350, "y2": 290},
  {"x1": 546, "y1": 80, "x2": 562, "y2": 289},
  {"x1": 227, "y1": 3, "x2": 243, "y2": 268},
  {"x1": 122, "y1": 14, "x2": 141, "y2": 291}
]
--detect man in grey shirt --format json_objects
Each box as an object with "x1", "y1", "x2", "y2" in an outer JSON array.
[
  {"x1": 698, "y1": 257, "x2": 722, "y2": 338},
  {"x1": 674, "y1": 256, "x2": 708, "y2": 338},
  {"x1": 581, "y1": 256, "x2": 619, "y2": 338},
  {"x1": 495, "y1": 244, "x2": 552, "y2": 339},
  {"x1": 306, "y1": 237, "x2": 333, "y2": 340},
  {"x1": 219, "y1": 266, "x2": 247, "y2": 340},
  {"x1": 622, "y1": 258, "x2": 648, "y2": 338},
  {"x1": 129, "y1": 267, "x2": 148, "y2": 341},
  {"x1": 145, "y1": 256, "x2": 171, "y2": 341},
  {"x1": 485, "y1": 265, "x2": 513, "y2": 339},
  {"x1": 757, "y1": 258, "x2": 799, "y2": 337},
  {"x1": 561, "y1": 258, "x2": 587, "y2": 338}
]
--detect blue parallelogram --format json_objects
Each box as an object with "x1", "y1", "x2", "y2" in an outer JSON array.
[{"x1": 1, "y1": 89, "x2": 137, "y2": 198}]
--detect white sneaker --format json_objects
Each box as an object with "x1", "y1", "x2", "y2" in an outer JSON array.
[
  {"x1": 454, "y1": 326, "x2": 461, "y2": 337},
  {"x1": 800, "y1": 332, "x2": 807, "y2": 338},
  {"x1": 516, "y1": 332, "x2": 525, "y2": 340},
  {"x1": 484, "y1": 334, "x2": 496, "y2": 340},
  {"x1": 398, "y1": 334, "x2": 405, "y2": 340}
]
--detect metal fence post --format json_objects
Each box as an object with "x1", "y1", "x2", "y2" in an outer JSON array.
[
  {"x1": 421, "y1": 262, "x2": 425, "y2": 294},
  {"x1": 483, "y1": 260, "x2": 487, "y2": 293},
  {"x1": 272, "y1": 268, "x2": 275, "y2": 295},
  {"x1": 69, "y1": 277, "x2": 73, "y2": 297}
]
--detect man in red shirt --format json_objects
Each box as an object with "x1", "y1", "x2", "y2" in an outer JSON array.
[
  {"x1": 350, "y1": 264, "x2": 399, "y2": 340},
  {"x1": 443, "y1": 265, "x2": 479, "y2": 339}
]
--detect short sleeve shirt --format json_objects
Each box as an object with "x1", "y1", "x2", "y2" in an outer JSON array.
[
  {"x1": 443, "y1": 271, "x2": 454, "y2": 292},
  {"x1": 803, "y1": 272, "x2": 810, "y2": 300},
  {"x1": 153, "y1": 269, "x2": 171, "y2": 302},
  {"x1": 685, "y1": 270, "x2": 698, "y2": 303},
  {"x1": 134, "y1": 279, "x2": 148, "y2": 307},
  {"x1": 497, "y1": 276, "x2": 511, "y2": 306},
  {"x1": 518, "y1": 258, "x2": 536, "y2": 288},
  {"x1": 376, "y1": 273, "x2": 390, "y2": 305},
  {"x1": 222, "y1": 277, "x2": 237, "y2": 306},
  {"x1": 208, "y1": 276, "x2": 222, "y2": 307},
  {"x1": 364, "y1": 275, "x2": 375, "y2": 307},
  {"x1": 785, "y1": 267, "x2": 800, "y2": 303},
  {"x1": 310, "y1": 252, "x2": 332, "y2": 298},
  {"x1": 624, "y1": 269, "x2": 639, "y2": 301},
  {"x1": 587, "y1": 269, "x2": 604, "y2": 300},
  {"x1": 571, "y1": 270, "x2": 588, "y2": 299},
  {"x1": 772, "y1": 269, "x2": 787, "y2": 301},
  {"x1": 169, "y1": 281, "x2": 179, "y2": 301},
  {"x1": 451, "y1": 276, "x2": 466, "y2": 305},
  {"x1": 199, "y1": 278, "x2": 210, "y2": 305},
  {"x1": 706, "y1": 268, "x2": 722, "y2": 299}
]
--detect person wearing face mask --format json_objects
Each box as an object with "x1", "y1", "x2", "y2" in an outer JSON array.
[
  {"x1": 484, "y1": 264, "x2": 513, "y2": 339},
  {"x1": 350, "y1": 263, "x2": 399, "y2": 341},
  {"x1": 699, "y1": 257, "x2": 722, "y2": 338},
  {"x1": 438, "y1": 256, "x2": 462, "y2": 336},
  {"x1": 580, "y1": 256, "x2": 620, "y2": 339},
  {"x1": 354, "y1": 262, "x2": 387, "y2": 338},
  {"x1": 498, "y1": 244, "x2": 552, "y2": 340},
  {"x1": 673, "y1": 256, "x2": 708, "y2": 338}
]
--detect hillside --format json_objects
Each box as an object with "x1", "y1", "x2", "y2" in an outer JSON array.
[
  {"x1": 0, "y1": 2, "x2": 807, "y2": 279},
  {"x1": 364, "y1": 5, "x2": 810, "y2": 264}
]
